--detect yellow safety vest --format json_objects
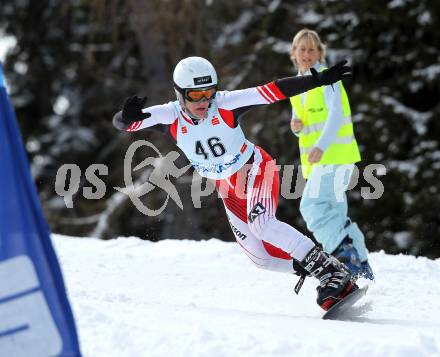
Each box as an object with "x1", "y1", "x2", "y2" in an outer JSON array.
[{"x1": 290, "y1": 73, "x2": 361, "y2": 179}]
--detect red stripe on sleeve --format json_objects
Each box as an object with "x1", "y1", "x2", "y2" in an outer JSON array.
[
  {"x1": 256, "y1": 86, "x2": 272, "y2": 103},
  {"x1": 126, "y1": 121, "x2": 139, "y2": 132},
  {"x1": 265, "y1": 82, "x2": 287, "y2": 101},
  {"x1": 260, "y1": 85, "x2": 277, "y2": 103}
]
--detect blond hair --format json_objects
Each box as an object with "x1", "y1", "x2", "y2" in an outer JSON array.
[{"x1": 290, "y1": 28, "x2": 326, "y2": 69}]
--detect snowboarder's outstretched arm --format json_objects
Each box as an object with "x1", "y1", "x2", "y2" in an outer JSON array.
[
  {"x1": 216, "y1": 60, "x2": 351, "y2": 119},
  {"x1": 113, "y1": 96, "x2": 176, "y2": 132},
  {"x1": 276, "y1": 60, "x2": 351, "y2": 97}
]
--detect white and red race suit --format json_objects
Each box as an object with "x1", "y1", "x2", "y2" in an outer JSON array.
[{"x1": 113, "y1": 78, "x2": 320, "y2": 273}]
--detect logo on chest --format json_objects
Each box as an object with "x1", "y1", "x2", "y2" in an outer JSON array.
[{"x1": 212, "y1": 116, "x2": 220, "y2": 126}]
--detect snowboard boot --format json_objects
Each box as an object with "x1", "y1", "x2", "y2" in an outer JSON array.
[
  {"x1": 333, "y1": 237, "x2": 374, "y2": 280},
  {"x1": 297, "y1": 246, "x2": 357, "y2": 311}
]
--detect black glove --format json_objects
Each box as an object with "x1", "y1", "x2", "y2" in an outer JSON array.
[
  {"x1": 121, "y1": 95, "x2": 151, "y2": 125},
  {"x1": 310, "y1": 60, "x2": 351, "y2": 86}
]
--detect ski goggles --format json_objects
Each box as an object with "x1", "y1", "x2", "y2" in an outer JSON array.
[{"x1": 184, "y1": 87, "x2": 217, "y2": 102}]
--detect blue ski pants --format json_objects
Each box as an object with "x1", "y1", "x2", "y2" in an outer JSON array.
[{"x1": 299, "y1": 164, "x2": 369, "y2": 262}]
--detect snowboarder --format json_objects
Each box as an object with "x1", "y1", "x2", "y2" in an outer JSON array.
[
  {"x1": 113, "y1": 56, "x2": 356, "y2": 310},
  {"x1": 288, "y1": 29, "x2": 373, "y2": 279}
]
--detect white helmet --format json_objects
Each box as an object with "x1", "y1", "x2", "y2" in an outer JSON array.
[{"x1": 173, "y1": 56, "x2": 218, "y2": 94}]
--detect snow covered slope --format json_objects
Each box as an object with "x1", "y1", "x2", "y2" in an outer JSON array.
[{"x1": 52, "y1": 234, "x2": 440, "y2": 357}]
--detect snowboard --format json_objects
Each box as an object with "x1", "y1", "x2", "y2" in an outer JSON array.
[{"x1": 323, "y1": 285, "x2": 369, "y2": 320}]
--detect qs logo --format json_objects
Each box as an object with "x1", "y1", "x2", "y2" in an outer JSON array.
[{"x1": 114, "y1": 140, "x2": 190, "y2": 216}]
